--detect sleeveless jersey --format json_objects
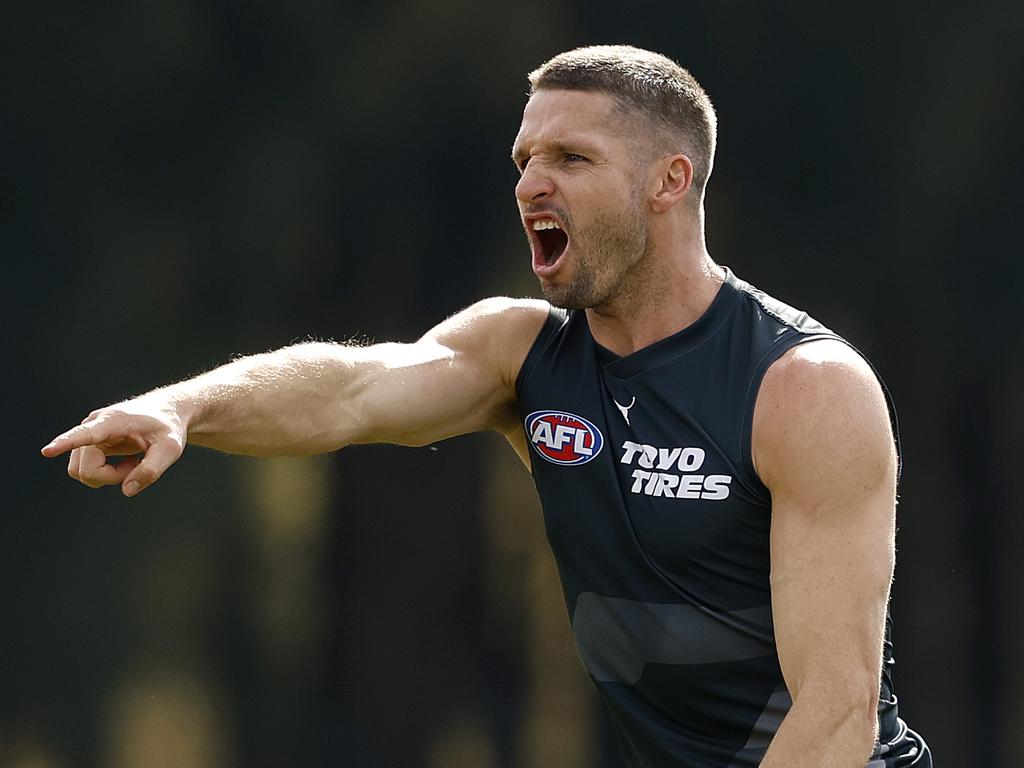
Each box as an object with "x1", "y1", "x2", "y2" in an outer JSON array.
[{"x1": 515, "y1": 268, "x2": 930, "y2": 767}]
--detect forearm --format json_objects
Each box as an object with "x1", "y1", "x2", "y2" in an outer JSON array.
[
  {"x1": 156, "y1": 342, "x2": 364, "y2": 457},
  {"x1": 760, "y1": 691, "x2": 877, "y2": 768}
]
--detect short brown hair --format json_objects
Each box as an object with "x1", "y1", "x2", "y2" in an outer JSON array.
[{"x1": 528, "y1": 45, "x2": 717, "y2": 197}]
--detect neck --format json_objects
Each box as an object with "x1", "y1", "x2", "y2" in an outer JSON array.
[{"x1": 585, "y1": 221, "x2": 725, "y2": 357}]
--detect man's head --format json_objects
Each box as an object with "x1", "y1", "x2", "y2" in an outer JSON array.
[
  {"x1": 527, "y1": 45, "x2": 717, "y2": 203},
  {"x1": 513, "y1": 46, "x2": 716, "y2": 312}
]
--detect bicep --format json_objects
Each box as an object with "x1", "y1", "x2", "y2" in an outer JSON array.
[
  {"x1": 768, "y1": 487, "x2": 895, "y2": 699},
  {"x1": 754, "y1": 341, "x2": 896, "y2": 704},
  {"x1": 347, "y1": 298, "x2": 548, "y2": 447}
]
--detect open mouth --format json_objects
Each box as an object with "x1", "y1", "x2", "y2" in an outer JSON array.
[{"x1": 531, "y1": 218, "x2": 569, "y2": 270}]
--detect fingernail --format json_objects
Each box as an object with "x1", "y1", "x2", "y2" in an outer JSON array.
[{"x1": 124, "y1": 481, "x2": 141, "y2": 497}]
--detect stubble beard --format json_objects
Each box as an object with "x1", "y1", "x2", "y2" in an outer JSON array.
[{"x1": 541, "y1": 195, "x2": 651, "y2": 312}]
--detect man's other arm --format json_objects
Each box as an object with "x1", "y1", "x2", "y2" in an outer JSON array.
[
  {"x1": 753, "y1": 340, "x2": 897, "y2": 768},
  {"x1": 41, "y1": 297, "x2": 549, "y2": 496}
]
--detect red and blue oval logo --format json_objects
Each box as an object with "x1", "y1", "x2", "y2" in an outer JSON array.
[{"x1": 525, "y1": 410, "x2": 604, "y2": 466}]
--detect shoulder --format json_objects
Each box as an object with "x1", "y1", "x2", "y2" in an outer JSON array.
[
  {"x1": 422, "y1": 297, "x2": 551, "y2": 355},
  {"x1": 757, "y1": 339, "x2": 884, "y2": 420},
  {"x1": 421, "y1": 296, "x2": 552, "y2": 385},
  {"x1": 425, "y1": 296, "x2": 551, "y2": 337},
  {"x1": 752, "y1": 339, "x2": 896, "y2": 497}
]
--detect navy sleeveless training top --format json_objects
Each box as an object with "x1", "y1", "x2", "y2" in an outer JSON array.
[{"x1": 515, "y1": 268, "x2": 930, "y2": 767}]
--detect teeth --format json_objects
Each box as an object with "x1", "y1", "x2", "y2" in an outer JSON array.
[{"x1": 531, "y1": 219, "x2": 561, "y2": 231}]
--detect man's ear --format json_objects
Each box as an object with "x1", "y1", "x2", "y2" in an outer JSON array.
[{"x1": 650, "y1": 154, "x2": 693, "y2": 213}]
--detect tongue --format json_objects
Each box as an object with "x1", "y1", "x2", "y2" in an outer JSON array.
[{"x1": 538, "y1": 228, "x2": 568, "y2": 265}]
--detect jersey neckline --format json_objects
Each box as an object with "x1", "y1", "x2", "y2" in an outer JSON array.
[{"x1": 592, "y1": 267, "x2": 744, "y2": 379}]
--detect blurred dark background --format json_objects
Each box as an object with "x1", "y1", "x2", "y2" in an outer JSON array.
[{"x1": 6, "y1": 2, "x2": 1023, "y2": 766}]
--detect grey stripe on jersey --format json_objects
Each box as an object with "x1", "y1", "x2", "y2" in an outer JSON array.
[{"x1": 571, "y1": 592, "x2": 775, "y2": 684}]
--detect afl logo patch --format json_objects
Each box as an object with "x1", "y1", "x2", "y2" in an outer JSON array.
[{"x1": 526, "y1": 410, "x2": 604, "y2": 466}]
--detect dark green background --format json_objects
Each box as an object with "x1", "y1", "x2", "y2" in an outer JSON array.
[{"x1": 7, "y1": 2, "x2": 1022, "y2": 766}]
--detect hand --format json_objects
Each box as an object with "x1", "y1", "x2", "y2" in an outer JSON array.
[{"x1": 41, "y1": 399, "x2": 187, "y2": 497}]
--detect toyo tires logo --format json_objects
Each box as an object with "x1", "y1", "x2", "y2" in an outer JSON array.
[{"x1": 526, "y1": 410, "x2": 604, "y2": 466}]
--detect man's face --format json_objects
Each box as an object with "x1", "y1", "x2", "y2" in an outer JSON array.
[{"x1": 512, "y1": 89, "x2": 651, "y2": 310}]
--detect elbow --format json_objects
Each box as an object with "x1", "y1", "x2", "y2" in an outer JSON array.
[
  {"x1": 826, "y1": 682, "x2": 880, "y2": 762},
  {"x1": 783, "y1": 677, "x2": 880, "y2": 765},
  {"x1": 847, "y1": 696, "x2": 880, "y2": 759}
]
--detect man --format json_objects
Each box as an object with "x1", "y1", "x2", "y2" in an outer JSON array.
[{"x1": 42, "y1": 46, "x2": 930, "y2": 767}]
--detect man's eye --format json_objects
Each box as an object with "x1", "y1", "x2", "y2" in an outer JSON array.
[{"x1": 564, "y1": 153, "x2": 586, "y2": 163}]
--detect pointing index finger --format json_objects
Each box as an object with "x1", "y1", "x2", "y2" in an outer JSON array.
[{"x1": 41, "y1": 423, "x2": 107, "y2": 458}]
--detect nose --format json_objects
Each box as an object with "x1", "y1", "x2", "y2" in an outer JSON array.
[{"x1": 515, "y1": 162, "x2": 555, "y2": 205}]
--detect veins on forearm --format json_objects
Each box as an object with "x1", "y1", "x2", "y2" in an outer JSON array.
[{"x1": 166, "y1": 342, "x2": 360, "y2": 455}]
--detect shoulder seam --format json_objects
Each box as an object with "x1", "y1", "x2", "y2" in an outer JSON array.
[{"x1": 514, "y1": 306, "x2": 570, "y2": 400}]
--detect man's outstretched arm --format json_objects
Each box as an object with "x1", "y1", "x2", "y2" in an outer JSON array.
[
  {"x1": 41, "y1": 297, "x2": 549, "y2": 496},
  {"x1": 753, "y1": 340, "x2": 897, "y2": 768}
]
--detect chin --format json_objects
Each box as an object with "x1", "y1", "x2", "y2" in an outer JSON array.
[
  {"x1": 540, "y1": 285, "x2": 575, "y2": 309},
  {"x1": 540, "y1": 280, "x2": 601, "y2": 311}
]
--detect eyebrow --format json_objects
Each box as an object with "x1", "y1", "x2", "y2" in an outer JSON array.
[{"x1": 510, "y1": 140, "x2": 593, "y2": 167}]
